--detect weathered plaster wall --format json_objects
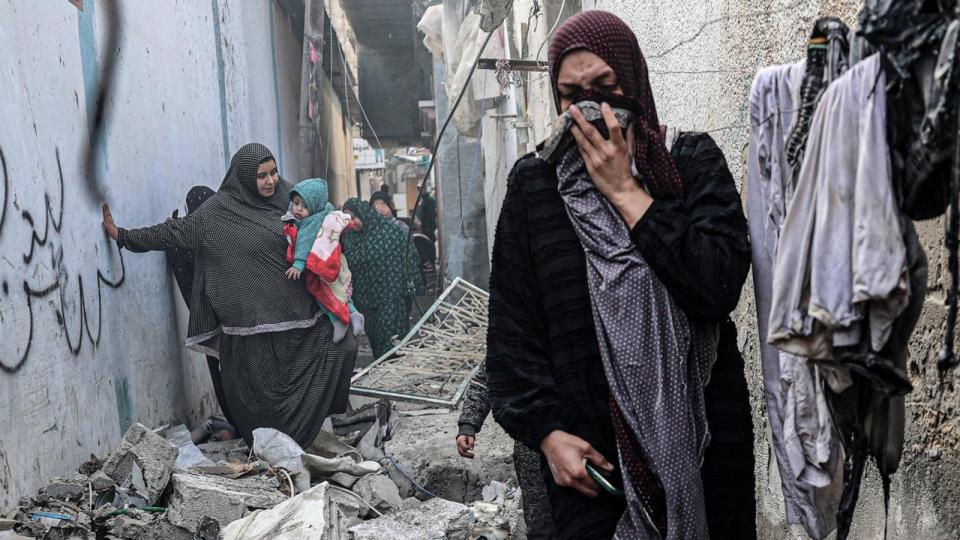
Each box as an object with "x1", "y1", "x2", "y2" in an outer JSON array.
[
  {"x1": 0, "y1": 0, "x2": 351, "y2": 509},
  {"x1": 594, "y1": 0, "x2": 960, "y2": 537},
  {"x1": 314, "y1": 72, "x2": 359, "y2": 205}
]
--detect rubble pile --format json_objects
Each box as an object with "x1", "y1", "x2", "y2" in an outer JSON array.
[{"x1": 1, "y1": 397, "x2": 523, "y2": 539}]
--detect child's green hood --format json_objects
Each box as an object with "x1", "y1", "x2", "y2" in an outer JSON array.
[{"x1": 290, "y1": 178, "x2": 332, "y2": 215}]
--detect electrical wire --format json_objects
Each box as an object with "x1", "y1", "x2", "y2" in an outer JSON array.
[
  {"x1": 324, "y1": 17, "x2": 334, "y2": 181},
  {"x1": 279, "y1": 468, "x2": 296, "y2": 499},
  {"x1": 328, "y1": 485, "x2": 385, "y2": 517},
  {"x1": 383, "y1": 455, "x2": 442, "y2": 500},
  {"x1": 336, "y1": 32, "x2": 384, "y2": 151},
  {"x1": 534, "y1": 0, "x2": 567, "y2": 69},
  {"x1": 402, "y1": 26, "x2": 500, "y2": 294}
]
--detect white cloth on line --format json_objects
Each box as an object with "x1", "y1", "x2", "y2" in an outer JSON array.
[{"x1": 768, "y1": 53, "x2": 909, "y2": 361}]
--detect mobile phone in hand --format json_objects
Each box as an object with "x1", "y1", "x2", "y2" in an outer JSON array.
[{"x1": 585, "y1": 462, "x2": 624, "y2": 498}]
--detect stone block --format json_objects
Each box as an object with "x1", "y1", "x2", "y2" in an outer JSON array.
[
  {"x1": 221, "y1": 483, "x2": 351, "y2": 540},
  {"x1": 42, "y1": 481, "x2": 85, "y2": 500},
  {"x1": 100, "y1": 423, "x2": 178, "y2": 505},
  {"x1": 196, "y1": 439, "x2": 249, "y2": 465},
  {"x1": 348, "y1": 497, "x2": 469, "y2": 540},
  {"x1": 352, "y1": 474, "x2": 403, "y2": 517},
  {"x1": 111, "y1": 516, "x2": 151, "y2": 539},
  {"x1": 165, "y1": 471, "x2": 286, "y2": 533},
  {"x1": 88, "y1": 471, "x2": 115, "y2": 492}
]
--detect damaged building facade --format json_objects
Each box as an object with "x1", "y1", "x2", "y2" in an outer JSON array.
[{"x1": 0, "y1": 0, "x2": 362, "y2": 510}]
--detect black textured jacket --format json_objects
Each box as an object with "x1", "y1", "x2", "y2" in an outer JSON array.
[{"x1": 485, "y1": 132, "x2": 751, "y2": 456}]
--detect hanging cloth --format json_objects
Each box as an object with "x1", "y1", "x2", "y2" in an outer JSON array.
[
  {"x1": 784, "y1": 17, "x2": 851, "y2": 180},
  {"x1": 748, "y1": 61, "x2": 844, "y2": 540}
]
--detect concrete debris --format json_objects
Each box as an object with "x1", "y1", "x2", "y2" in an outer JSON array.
[
  {"x1": 165, "y1": 471, "x2": 287, "y2": 533},
  {"x1": 5, "y1": 396, "x2": 528, "y2": 540},
  {"x1": 348, "y1": 497, "x2": 470, "y2": 540},
  {"x1": 445, "y1": 486, "x2": 524, "y2": 540},
  {"x1": 194, "y1": 516, "x2": 221, "y2": 540},
  {"x1": 385, "y1": 411, "x2": 515, "y2": 502},
  {"x1": 111, "y1": 515, "x2": 151, "y2": 539},
  {"x1": 222, "y1": 483, "x2": 352, "y2": 540},
  {"x1": 482, "y1": 480, "x2": 510, "y2": 504},
  {"x1": 100, "y1": 423, "x2": 179, "y2": 505},
  {"x1": 42, "y1": 478, "x2": 86, "y2": 500},
  {"x1": 401, "y1": 496, "x2": 423, "y2": 510},
  {"x1": 329, "y1": 472, "x2": 360, "y2": 489},
  {"x1": 196, "y1": 439, "x2": 250, "y2": 465},
  {"x1": 89, "y1": 470, "x2": 115, "y2": 492},
  {"x1": 77, "y1": 455, "x2": 104, "y2": 476},
  {"x1": 352, "y1": 474, "x2": 404, "y2": 517},
  {"x1": 110, "y1": 515, "x2": 193, "y2": 540}
]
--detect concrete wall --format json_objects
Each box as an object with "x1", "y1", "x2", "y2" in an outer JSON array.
[
  {"x1": 0, "y1": 0, "x2": 352, "y2": 509},
  {"x1": 593, "y1": 0, "x2": 960, "y2": 538},
  {"x1": 315, "y1": 72, "x2": 359, "y2": 205}
]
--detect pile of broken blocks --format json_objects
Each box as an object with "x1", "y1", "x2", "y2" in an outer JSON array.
[{"x1": 1, "y1": 398, "x2": 525, "y2": 540}]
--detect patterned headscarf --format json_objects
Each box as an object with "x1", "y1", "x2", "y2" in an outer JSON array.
[
  {"x1": 218, "y1": 142, "x2": 288, "y2": 213},
  {"x1": 548, "y1": 10, "x2": 683, "y2": 199},
  {"x1": 169, "y1": 186, "x2": 216, "y2": 305},
  {"x1": 187, "y1": 186, "x2": 216, "y2": 215}
]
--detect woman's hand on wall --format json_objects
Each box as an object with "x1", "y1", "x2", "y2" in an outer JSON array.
[
  {"x1": 569, "y1": 103, "x2": 653, "y2": 228},
  {"x1": 101, "y1": 204, "x2": 119, "y2": 241}
]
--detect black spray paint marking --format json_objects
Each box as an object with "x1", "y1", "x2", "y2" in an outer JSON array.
[
  {"x1": 0, "y1": 148, "x2": 8, "y2": 236},
  {"x1": 22, "y1": 149, "x2": 64, "y2": 265},
  {"x1": 0, "y1": 146, "x2": 126, "y2": 375}
]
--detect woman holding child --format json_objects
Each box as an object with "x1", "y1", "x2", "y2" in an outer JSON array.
[{"x1": 101, "y1": 143, "x2": 357, "y2": 447}]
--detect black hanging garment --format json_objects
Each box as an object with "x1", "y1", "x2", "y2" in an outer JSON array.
[{"x1": 864, "y1": 0, "x2": 960, "y2": 373}]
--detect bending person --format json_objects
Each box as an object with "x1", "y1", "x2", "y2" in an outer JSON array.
[
  {"x1": 164, "y1": 186, "x2": 235, "y2": 428},
  {"x1": 102, "y1": 143, "x2": 358, "y2": 447}
]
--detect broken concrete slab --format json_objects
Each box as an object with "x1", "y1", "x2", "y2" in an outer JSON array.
[
  {"x1": 196, "y1": 439, "x2": 249, "y2": 464},
  {"x1": 88, "y1": 470, "x2": 115, "y2": 492},
  {"x1": 384, "y1": 412, "x2": 515, "y2": 502},
  {"x1": 348, "y1": 497, "x2": 469, "y2": 540},
  {"x1": 165, "y1": 471, "x2": 286, "y2": 533},
  {"x1": 42, "y1": 480, "x2": 85, "y2": 500},
  {"x1": 111, "y1": 516, "x2": 193, "y2": 540},
  {"x1": 352, "y1": 474, "x2": 404, "y2": 517},
  {"x1": 222, "y1": 483, "x2": 351, "y2": 540},
  {"x1": 193, "y1": 516, "x2": 221, "y2": 540},
  {"x1": 100, "y1": 423, "x2": 179, "y2": 505},
  {"x1": 112, "y1": 515, "x2": 151, "y2": 539}
]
